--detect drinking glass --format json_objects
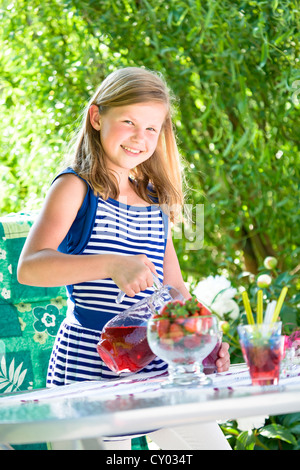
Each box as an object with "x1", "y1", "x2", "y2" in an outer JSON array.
[{"x1": 238, "y1": 322, "x2": 282, "y2": 386}]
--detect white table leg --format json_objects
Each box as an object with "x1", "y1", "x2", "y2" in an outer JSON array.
[
  {"x1": 148, "y1": 422, "x2": 231, "y2": 450},
  {"x1": 102, "y1": 439, "x2": 132, "y2": 450},
  {"x1": 49, "y1": 438, "x2": 105, "y2": 450},
  {"x1": 50, "y1": 437, "x2": 134, "y2": 450}
]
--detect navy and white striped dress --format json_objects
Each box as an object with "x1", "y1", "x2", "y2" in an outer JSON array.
[{"x1": 47, "y1": 196, "x2": 168, "y2": 386}]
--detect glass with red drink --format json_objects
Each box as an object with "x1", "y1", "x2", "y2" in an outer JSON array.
[{"x1": 238, "y1": 322, "x2": 282, "y2": 386}]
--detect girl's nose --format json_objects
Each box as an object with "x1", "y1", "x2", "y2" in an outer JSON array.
[{"x1": 131, "y1": 127, "x2": 144, "y2": 142}]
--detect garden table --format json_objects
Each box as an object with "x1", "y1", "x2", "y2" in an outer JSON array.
[{"x1": 0, "y1": 363, "x2": 300, "y2": 450}]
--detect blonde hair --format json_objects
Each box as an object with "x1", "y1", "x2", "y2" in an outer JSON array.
[{"x1": 70, "y1": 67, "x2": 184, "y2": 221}]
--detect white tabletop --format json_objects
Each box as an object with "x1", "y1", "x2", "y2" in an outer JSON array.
[{"x1": 0, "y1": 364, "x2": 300, "y2": 446}]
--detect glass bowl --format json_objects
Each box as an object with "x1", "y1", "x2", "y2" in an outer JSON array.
[{"x1": 147, "y1": 315, "x2": 219, "y2": 387}]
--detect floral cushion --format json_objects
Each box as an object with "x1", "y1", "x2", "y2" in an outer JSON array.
[{"x1": 0, "y1": 212, "x2": 67, "y2": 394}]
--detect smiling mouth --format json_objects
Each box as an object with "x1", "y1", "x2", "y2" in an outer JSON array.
[{"x1": 121, "y1": 145, "x2": 142, "y2": 154}]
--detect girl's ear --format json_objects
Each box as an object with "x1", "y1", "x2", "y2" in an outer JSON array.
[{"x1": 89, "y1": 104, "x2": 101, "y2": 130}]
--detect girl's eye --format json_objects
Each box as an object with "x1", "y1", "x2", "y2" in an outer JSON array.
[{"x1": 123, "y1": 120, "x2": 158, "y2": 132}]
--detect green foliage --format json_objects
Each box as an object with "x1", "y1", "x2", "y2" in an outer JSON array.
[
  {"x1": 0, "y1": 0, "x2": 299, "y2": 280},
  {"x1": 220, "y1": 259, "x2": 300, "y2": 450},
  {"x1": 221, "y1": 415, "x2": 300, "y2": 450}
]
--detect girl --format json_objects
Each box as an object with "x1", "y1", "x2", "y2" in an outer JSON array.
[{"x1": 17, "y1": 67, "x2": 230, "y2": 386}]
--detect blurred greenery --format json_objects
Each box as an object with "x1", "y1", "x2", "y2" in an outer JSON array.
[{"x1": 1, "y1": 0, "x2": 299, "y2": 284}]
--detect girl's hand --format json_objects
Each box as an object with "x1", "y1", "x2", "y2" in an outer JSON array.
[
  {"x1": 109, "y1": 254, "x2": 157, "y2": 297},
  {"x1": 215, "y1": 342, "x2": 230, "y2": 372}
]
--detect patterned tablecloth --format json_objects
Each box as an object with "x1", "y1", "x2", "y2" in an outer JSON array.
[{"x1": 1, "y1": 363, "x2": 300, "y2": 407}]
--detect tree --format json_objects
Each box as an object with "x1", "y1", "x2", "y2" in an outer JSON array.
[{"x1": 0, "y1": 0, "x2": 299, "y2": 281}]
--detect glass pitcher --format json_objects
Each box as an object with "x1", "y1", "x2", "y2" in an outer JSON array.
[{"x1": 97, "y1": 281, "x2": 185, "y2": 375}]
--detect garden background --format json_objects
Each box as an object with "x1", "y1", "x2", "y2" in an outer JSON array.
[{"x1": 0, "y1": 0, "x2": 299, "y2": 450}]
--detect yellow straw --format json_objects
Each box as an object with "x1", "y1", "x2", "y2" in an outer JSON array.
[
  {"x1": 242, "y1": 291, "x2": 255, "y2": 324},
  {"x1": 271, "y1": 286, "x2": 288, "y2": 323},
  {"x1": 257, "y1": 289, "x2": 263, "y2": 324}
]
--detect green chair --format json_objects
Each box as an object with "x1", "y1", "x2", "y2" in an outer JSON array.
[{"x1": 0, "y1": 212, "x2": 67, "y2": 449}]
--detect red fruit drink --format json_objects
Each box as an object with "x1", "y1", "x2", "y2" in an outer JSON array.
[
  {"x1": 97, "y1": 325, "x2": 156, "y2": 374},
  {"x1": 242, "y1": 344, "x2": 281, "y2": 385}
]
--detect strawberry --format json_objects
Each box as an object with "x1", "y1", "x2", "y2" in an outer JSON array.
[
  {"x1": 160, "y1": 300, "x2": 185, "y2": 319},
  {"x1": 169, "y1": 323, "x2": 184, "y2": 342},
  {"x1": 171, "y1": 300, "x2": 185, "y2": 306},
  {"x1": 151, "y1": 295, "x2": 213, "y2": 351},
  {"x1": 184, "y1": 316, "x2": 199, "y2": 334},
  {"x1": 182, "y1": 298, "x2": 202, "y2": 316},
  {"x1": 175, "y1": 317, "x2": 185, "y2": 325},
  {"x1": 159, "y1": 305, "x2": 169, "y2": 317},
  {"x1": 156, "y1": 318, "x2": 170, "y2": 338},
  {"x1": 154, "y1": 296, "x2": 211, "y2": 321},
  {"x1": 200, "y1": 305, "x2": 212, "y2": 316}
]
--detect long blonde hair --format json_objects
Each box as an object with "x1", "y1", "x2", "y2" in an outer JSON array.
[{"x1": 70, "y1": 67, "x2": 184, "y2": 221}]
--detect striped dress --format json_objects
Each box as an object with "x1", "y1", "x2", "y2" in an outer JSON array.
[{"x1": 47, "y1": 195, "x2": 168, "y2": 386}]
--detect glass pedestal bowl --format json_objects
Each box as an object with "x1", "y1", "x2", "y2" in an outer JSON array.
[{"x1": 147, "y1": 315, "x2": 219, "y2": 387}]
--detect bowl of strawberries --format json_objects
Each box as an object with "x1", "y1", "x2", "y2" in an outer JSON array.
[{"x1": 147, "y1": 296, "x2": 221, "y2": 387}]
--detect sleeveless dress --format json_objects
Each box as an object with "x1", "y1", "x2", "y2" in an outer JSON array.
[{"x1": 47, "y1": 170, "x2": 168, "y2": 386}]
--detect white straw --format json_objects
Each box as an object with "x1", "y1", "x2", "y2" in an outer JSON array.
[{"x1": 263, "y1": 300, "x2": 276, "y2": 323}]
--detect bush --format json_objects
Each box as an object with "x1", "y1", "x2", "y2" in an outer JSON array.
[
  {"x1": 1, "y1": 0, "x2": 299, "y2": 280},
  {"x1": 0, "y1": 1, "x2": 299, "y2": 450}
]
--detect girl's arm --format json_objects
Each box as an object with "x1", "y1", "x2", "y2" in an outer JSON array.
[{"x1": 17, "y1": 174, "x2": 156, "y2": 295}]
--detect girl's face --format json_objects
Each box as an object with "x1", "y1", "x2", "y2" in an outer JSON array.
[{"x1": 97, "y1": 102, "x2": 167, "y2": 174}]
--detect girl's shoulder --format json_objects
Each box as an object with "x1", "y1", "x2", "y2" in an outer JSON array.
[
  {"x1": 52, "y1": 167, "x2": 88, "y2": 188},
  {"x1": 53, "y1": 168, "x2": 98, "y2": 255},
  {"x1": 52, "y1": 167, "x2": 88, "y2": 201}
]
